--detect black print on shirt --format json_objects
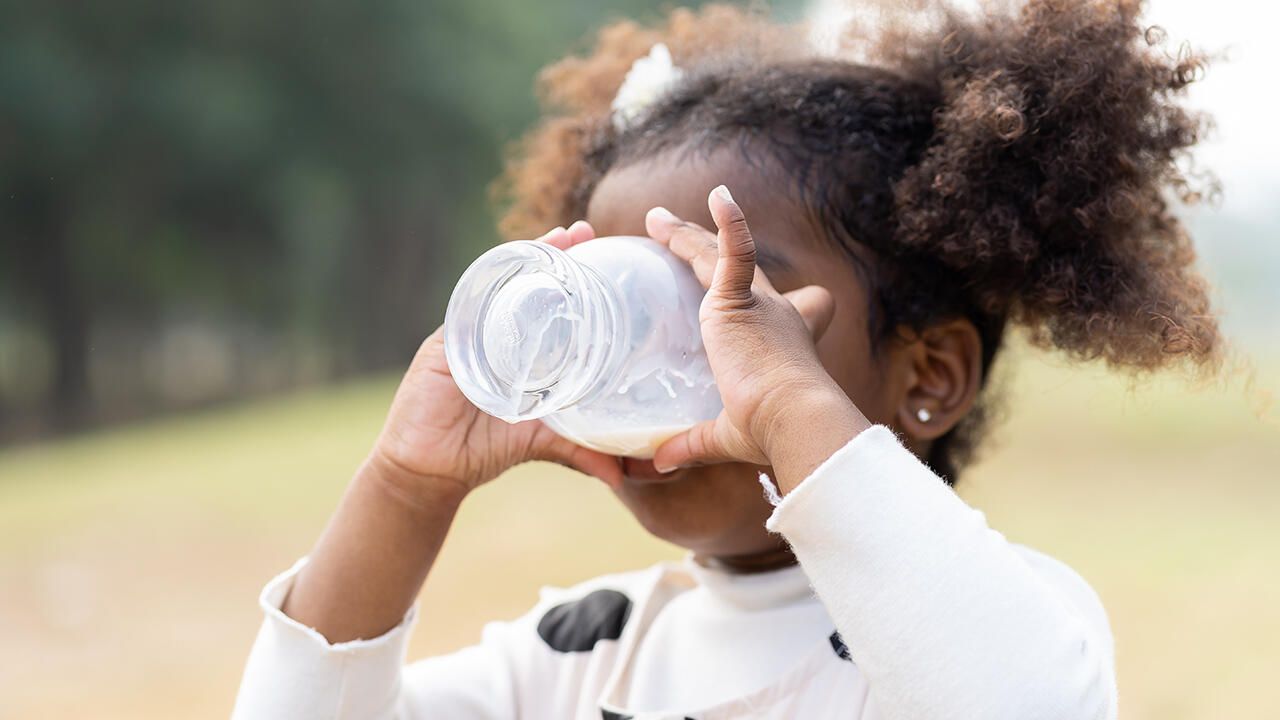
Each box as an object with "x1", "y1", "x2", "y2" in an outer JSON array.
[
  {"x1": 830, "y1": 631, "x2": 853, "y2": 662},
  {"x1": 537, "y1": 589, "x2": 633, "y2": 652}
]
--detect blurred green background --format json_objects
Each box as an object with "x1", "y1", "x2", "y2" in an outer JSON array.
[
  {"x1": 1, "y1": 0, "x2": 1276, "y2": 718},
  {"x1": 2, "y1": 0, "x2": 737, "y2": 439}
]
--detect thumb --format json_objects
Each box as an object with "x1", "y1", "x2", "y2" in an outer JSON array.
[
  {"x1": 783, "y1": 284, "x2": 836, "y2": 342},
  {"x1": 706, "y1": 185, "x2": 758, "y2": 302},
  {"x1": 652, "y1": 415, "x2": 765, "y2": 473}
]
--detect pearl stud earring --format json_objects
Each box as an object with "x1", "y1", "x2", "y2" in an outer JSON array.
[{"x1": 916, "y1": 407, "x2": 932, "y2": 423}]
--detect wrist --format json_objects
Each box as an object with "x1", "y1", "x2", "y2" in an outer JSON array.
[
  {"x1": 360, "y1": 447, "x2": 470, "y2": 519},
  {"x1": 754, "y1": 372, "x2": 845, "y2": 448},
  {"x1": 759, "y1": 379, "x2": 870, "y2": 495},
  {"x1": 284, "y1": 448, "x2": 465, "y2": 643}
]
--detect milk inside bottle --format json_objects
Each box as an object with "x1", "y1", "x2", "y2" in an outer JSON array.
[{"x1": 443, "y1": 236, "x2": 722, "y2": 458}]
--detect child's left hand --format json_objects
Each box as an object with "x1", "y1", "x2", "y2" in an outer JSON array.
[{"x1": 644, "y1": 185, "x2": 871, "y2": 493}]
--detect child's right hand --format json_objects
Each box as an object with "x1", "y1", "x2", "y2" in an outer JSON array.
[
  {"x1": 367, "y1": 223, "x2": 624, "y2": 503},
  {"x1": 285, "y1": 224, "x2": 620, "y2": 645}
]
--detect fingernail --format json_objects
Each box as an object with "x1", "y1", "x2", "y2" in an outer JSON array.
[
  {"x1": 713, "y1": 185, "x2": 734, "y2": 204},
  {"x1": 654, "y1": 463, "x2": 677, "y2": 474},
  {"x1": 649, "y1": 206, "x2": 679, "y2": 224}
]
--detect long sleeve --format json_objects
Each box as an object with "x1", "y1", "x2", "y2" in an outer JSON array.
[
  {"x1": 230, "y1": 558, "x2": 521, "y2": 720},
  {"x1": 231, "y1": 558, "x2": 655, "y2": 720},
  {"x1": 764, "y1": 425, "x2": 1118, "y2": 720}
]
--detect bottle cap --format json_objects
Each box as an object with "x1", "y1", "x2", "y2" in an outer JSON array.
[{"x1": 444, "y1": 241, "x2": 620, "y2": 421}]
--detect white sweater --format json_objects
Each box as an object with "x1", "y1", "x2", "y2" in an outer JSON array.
[{"x1": 232, "y1": 425, "x2": 1118, "y2": 719}]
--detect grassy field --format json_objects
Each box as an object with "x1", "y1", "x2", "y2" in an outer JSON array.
[{"x1": 1, "y1": 349, "x2": 1276, "y2": 719}]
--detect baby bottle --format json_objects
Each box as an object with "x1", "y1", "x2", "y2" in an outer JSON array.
[{"x1": 443, "y1": 236, "x2": 723, "y2": 458}]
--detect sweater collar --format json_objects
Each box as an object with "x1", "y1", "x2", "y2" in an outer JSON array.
[{"x1": 680, "y1": 551, "x2": 817, "y2": 612}]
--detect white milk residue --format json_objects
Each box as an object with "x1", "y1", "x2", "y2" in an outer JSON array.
[
  {"x1": 571, "y1": 424, "x2": 692, "y2": 459},
  {"x1": 616, "y1": 366, "x2": 700, "y2": 398}
]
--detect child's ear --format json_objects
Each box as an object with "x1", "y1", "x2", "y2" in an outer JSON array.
[{"x1": 895, "y1": 319, "x2": 983, "y2": 441}]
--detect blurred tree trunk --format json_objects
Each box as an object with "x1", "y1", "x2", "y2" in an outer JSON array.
[
  {"x1": 10, "y1": 181, "x2": 91, "y2": 429},
  {"x1": 337, "y1": 198, "x2": 439, "y2": 375}
]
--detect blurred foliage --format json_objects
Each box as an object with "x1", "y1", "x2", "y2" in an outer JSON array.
[{"x1": 4, "y1": 0, "x2": 810, "y2": 439}]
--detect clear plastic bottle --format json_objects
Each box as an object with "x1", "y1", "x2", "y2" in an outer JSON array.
[{"x1": 443, "y1": 236, "x2": 722, "y2": 458}]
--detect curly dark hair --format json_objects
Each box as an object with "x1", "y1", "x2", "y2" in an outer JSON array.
[{"x1": 497, "y1": 0, "x2": 1221, "y2": 483}]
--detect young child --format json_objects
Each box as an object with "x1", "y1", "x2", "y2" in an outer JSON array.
[{"x1": 233, "y1": 2, "x2": 1219, "y2": 718}]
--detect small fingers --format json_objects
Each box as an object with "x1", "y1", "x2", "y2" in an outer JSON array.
[
  {"x1": 565, "y1": 220, "x2": 595, "y2": 247},
  {"x1": 646, "y1": 207, "x2": 719, "y2": 288},
  {"x1": 538, "y1": 430, "x2": 624, "y2": 489},
  {"x1": 644, "y1": 206, "x2": 681, "y2": 245},
  {"x1": 782, "y1": 285, "x2": 836, "y2": 342},
  {"x1": 409, "y1": 326, "x2": 450, "y2": 376},
  {"x1": 536, "y1": 221, "x2": 595, "y2": 251},
  {"x1": 566, "y1": 444, "x2": 625, "y2": 489},
  {"x1": 536, "y1": 226, "x2": 572, "y2": 250}
]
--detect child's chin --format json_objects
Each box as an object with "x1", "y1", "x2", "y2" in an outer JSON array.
[{"x1": 611, "y1": 464, "x2": 779, "y2": 557}]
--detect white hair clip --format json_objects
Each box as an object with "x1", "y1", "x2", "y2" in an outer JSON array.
[{"x1": 611, "y1": 43, "x2": 684, "y2": 132}]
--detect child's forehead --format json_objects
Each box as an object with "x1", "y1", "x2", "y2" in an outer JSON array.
[
  {"x1": 586, "y1": 148, "x2": 831, "y2": 274},
  {"x1": 589, "y1": 148, "x2": 781, "y2": 225},
  {"x1": 588, "y1": 150, "x2": 738, "y2": 232}
]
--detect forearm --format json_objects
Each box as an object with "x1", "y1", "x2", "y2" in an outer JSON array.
[{"x1": 282, "y1": 452, "x2": 468, "y2": 643}]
